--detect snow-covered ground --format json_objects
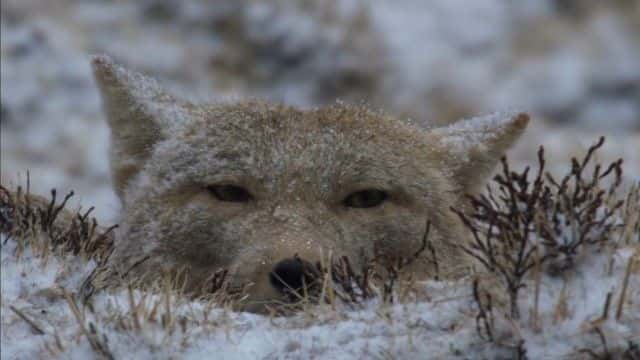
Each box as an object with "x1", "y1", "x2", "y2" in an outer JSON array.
[
  {"x1": 1, "y1": 0, "x2": 639, "y2": 358},
  {"x1": 2, "y1": 228, "x2": 638, "y2": 359}
]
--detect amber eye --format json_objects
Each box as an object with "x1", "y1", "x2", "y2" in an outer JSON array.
[
  {"x1": 207, "y1": 185, "x2": 253, "y2": 203},
  {"x1": 343, "y1": 189, "x2": 388, "y2": 208}
]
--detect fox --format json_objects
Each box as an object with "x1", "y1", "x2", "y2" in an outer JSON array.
[{"x1": 87, "y1": 56, "x2": 528, "y2": 312}]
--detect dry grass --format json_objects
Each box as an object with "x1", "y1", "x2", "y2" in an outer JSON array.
[{"x1": 0, "y1": 177, "x2": 115, "y2": 265}]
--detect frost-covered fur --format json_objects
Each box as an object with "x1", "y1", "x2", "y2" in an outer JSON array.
[{"x1": 91, "y1": 55, "x2": 529, "y2": 311}]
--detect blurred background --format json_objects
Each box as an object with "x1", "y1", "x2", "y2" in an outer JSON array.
[{"x1": 1, "y1": 0, "x2": 639, "y2": 222}]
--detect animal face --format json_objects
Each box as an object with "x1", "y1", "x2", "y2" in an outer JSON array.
[{"x1": 92, "y1": 56, "x2": 528, "y2": 311}]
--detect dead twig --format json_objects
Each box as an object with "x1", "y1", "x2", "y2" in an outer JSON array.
[{"x1": 9, "y1": 305, "x2": 46, "y2": 335}]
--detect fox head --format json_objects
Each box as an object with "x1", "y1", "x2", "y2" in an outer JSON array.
[{"x1": 92, "y1": 55, "x2": 529, "y2": 311}]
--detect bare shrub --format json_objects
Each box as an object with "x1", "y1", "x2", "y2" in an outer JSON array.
[{"x1": 453, "y1": 137, "x2": 626, "y2": 319}]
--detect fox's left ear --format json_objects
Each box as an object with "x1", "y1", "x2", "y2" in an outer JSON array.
[{"x1": 430, "y1": 112, "x2": 530, "y2": 194}]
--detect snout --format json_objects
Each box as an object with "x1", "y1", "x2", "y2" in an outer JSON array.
[{"x1": 269, "y1": 257, "x2": 320, "y2": 295}]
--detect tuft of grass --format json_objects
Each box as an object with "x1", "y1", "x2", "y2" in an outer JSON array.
[{"x1": 0, "y1": 180, "x2": 115, "y2": 264}]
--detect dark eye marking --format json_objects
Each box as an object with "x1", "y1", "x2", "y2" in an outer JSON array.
[
  {"x1": 207, "y1": 185, "x2": 253, "y2": 203},
  {"x1": 343, "y1": 189, "x2": 388, "y2": 208}
]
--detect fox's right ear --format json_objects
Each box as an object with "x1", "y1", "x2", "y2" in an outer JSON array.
[
  {"x1": 91, "y1": 55, "x2": 190, "y2": 200},
  {"x1": 429, "y1": 112, "x2": 530, "y2": 194}
]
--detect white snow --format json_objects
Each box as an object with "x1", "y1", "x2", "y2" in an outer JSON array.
[{"x1": 2, "y1": 229, "x2": 638, "y2": 359}]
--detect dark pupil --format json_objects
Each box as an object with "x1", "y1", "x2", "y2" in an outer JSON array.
[
  {"x1": 208, "y1": 185, "x2": 252, "y2": 202},
  {"x1": 344, "y1": 190, "x2": 387, "y2": 208}
]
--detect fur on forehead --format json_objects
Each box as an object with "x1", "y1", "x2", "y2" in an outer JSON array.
[{"x1": 183, "y1": 101, "x2": 422, "y2": 142}]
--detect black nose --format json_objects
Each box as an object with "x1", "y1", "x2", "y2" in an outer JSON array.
[{"x1": 270, "y1": 257, "x2": 318, "y2": 294}]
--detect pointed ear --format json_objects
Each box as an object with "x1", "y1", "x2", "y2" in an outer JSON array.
[
  {"x1": 431, "y1": 112, "x2": 530, "y2": 193},
  {"x1": 91, "y1": 55, "x2": 189, "y2": 199}
]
